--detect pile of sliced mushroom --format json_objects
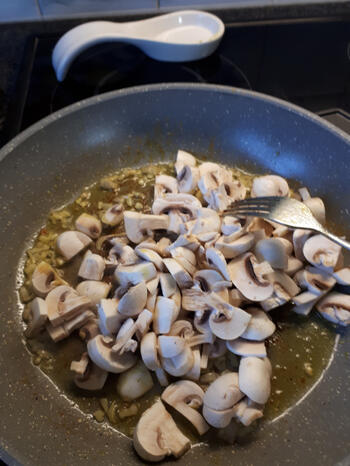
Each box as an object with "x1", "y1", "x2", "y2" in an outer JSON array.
[{"x1": 24, "y1": 149, "x2": 350, "y2": 462}]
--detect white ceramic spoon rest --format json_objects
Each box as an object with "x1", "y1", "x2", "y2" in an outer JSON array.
[{"x1": 52, "y1": 10, "x2": 225, "y2": 82}]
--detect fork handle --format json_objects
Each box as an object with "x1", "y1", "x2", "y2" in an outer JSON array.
[{"x1": 321, "y1": 230, "x2": 350, "y2": 251}]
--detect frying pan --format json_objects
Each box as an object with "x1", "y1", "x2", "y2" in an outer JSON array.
[{"x1": 0, "y1": 83, "x2": 349, "y2": 466}]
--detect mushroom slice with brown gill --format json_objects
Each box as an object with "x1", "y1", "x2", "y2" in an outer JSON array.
[
  {"x1": 101, "y1": 203, "x2": 124, "y2": 227},
  {"x1": 75, "y1": 213, "x2": 102, "y2": 239},
  {"x1": 228, "y1": 253, "x2": 274, "y2": 302},
  {"x1": 238, "y1": 356, "x2": 271, "y2": 404},
  {"x1": 87, "y1": 334, "x2": 137, "y2": 373},
  {"x1": 154, "y1": 175, "x2": 179, "y2": 199},
  {"x1": 294, "y1": 266, "x2": 336, "y2": 296},
  {"x1": 226, "y1": 338, "x2": 267, "y2": 358},
  {"x1": 303, "y1": 234, "x2": 342, "y2": 273},
  {"x1": 161, "y1": 380, "x2": 209, "y2": 435},
  {"x1": 108, "y1": 242, "x2": 139, "y2": 267},
  {"x1": 261, "y1": 270, "x2": 300, "y2": 311},
  {"x1": 205, "y1": 180, "x2": 246, "y2": 212},
  {"x1": 78, "y1": 250, "x2": 105, "y2": 281},
  {"x1": 31, "y1": 261, "x2": 67, "y2": 298},
  {"x1": 24, "y1": 297, "x2": 48, "y2": 337},
  {"x1": 123, "y1": 211, "x2": 169, "y2": 244},
  {"x1": 70, "y1": 352, "x2": 108, "y2": 390},
  {"x1": 117, "y1": 282, "x2": 147, "y2": 317},
  {"x1": 177, "y1": 165, "x2": 200, "y2": 193},
  {"x1": 114, "y1": 262, "x2": 157, "y2": 287},
  {"x1": 251, "y1": 175, "x2": 289, "y2": 197},
  {"x1": 133, "y1": 399, "x2": 190, "y2": 462},
  {"x1": 46, "y1": 285, "x2": 91, "y2": 327},
  {"x1": 56, "y1": 231, "x2": 92, "y2": 261},
  {"x1": 240, "y1": 307, "x2": 276, "y2": 341},
  {"x1": 193, "y1": 269, "x2": 231, "y2": 294},
  {"x1": 316, "y1": 292, "x2": 350, "y2": 326},
  {"x1": 175, "y1": 149, "x2": 197, "y2": 174},
  {"x1": 116, "y1": 361, "x2": 154, "y2": 401},
  {"x1": 76, "y1": 280, "x2": 111, "y2": 305},
  {"x1": 98, "y1": 298, "x2": 124, "y2": 335},
  {"x1": 292, "y1": 229, "x2": 312, "y2": 261}
]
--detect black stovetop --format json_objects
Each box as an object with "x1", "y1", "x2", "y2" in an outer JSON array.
[{"x1": 3, "y1": 17, "x2": 350, "y2": 145}]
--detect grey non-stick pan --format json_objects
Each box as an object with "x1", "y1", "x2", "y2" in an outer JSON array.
[{"x1": 0, "y1": 84, "x2": 349, "y2": 466}]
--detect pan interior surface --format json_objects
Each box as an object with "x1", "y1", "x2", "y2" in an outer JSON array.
[{"x1": 0, "y1": 84, "x2": 349, "y2": 466}]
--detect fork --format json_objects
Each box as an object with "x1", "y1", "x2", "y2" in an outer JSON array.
[{"x1": 224, "y1": 196, "x2": 350, "y2": 250}]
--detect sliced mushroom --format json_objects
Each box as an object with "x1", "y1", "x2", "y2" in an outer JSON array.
[
  {"x1": 175, "y1": 149, "x2": 196, "y2": 175},
  {"x1": 316, "y1": 292, "x2": 350, "y2": 326},
  {"x1": 161, "y1": 345, "x2": 194, "y2": 377},
  {"x1": 226, "y1": 339, "x2": 267, "y2": 358},
  {"x1": 76, "y1": 280, "x2": 111, "y2": 305},
  {"x1": 113, "y1": 318, "x2": 138, "y2": 354},
  {"x1": 115, "y1": 262, "x2": 157, "y2": 287},
  {"x1": 185, "y1": 346, "x2": 201, "y2": 381},
  {"x1": 123, "y1": 211, "x2": 169, "y2": 244},
  {"x1": 332, "y1": 267, "x2": 350, "y2": 285},
  {"x1": 136, "y1": 248, "x2": 164, "y2": 271},
  {"x1": 240, "y1": 307, "x2": 276, "y2": 341},
  {"x1": 117, "y1": 282, "x2": 147, "y2": 317},
  {"x1": 158, "y1": 336, "x2": 186, "y2": 358},
  {"x1": 251, "y1": 175, "x2": 289, "y2": 197},
  {"x1": 101, "y1": 203, "x2": 124, "y2": 226},
  {"x1": 215, "y1": 233, "x2": 255, "y2": 259},
  {"x1": 79, "y1": 318, "x2": 100, "y2": 341},
  {"x1": 116, "y1": 361, "x2": 154, "y2": 400},
  {"x1": 78, "y1": 250, "x2": 105, "y2": 281},
  {"x1": 261, "y1": 270, "x2": 300, "y2": 311},
  {"x1": 198, "y1": 162, "x2": 232, "y2": 196},
  {"x1": 232, "y1": 397, "x2": 264, "y2": 426},
  {"x1": 292, "y1": 291, "x2": 319, "y2": 316},
  {"x1": 87, "y1": 334, "x2": 137, "y2": 373},
  {"x1": 169, "y1": 234, "x2": 200, "y2": 252},
  {"x1": 140, "y1": 332, "x2": 160, "y2": 370},
  {"x1": 203, "y1": 372, "x2": 243, "y2": 411},
  {"x1": 98, "y1": 298, "x2": 124, "y2": 335},
  {"x1": 303, "y1": 234, "x2": 341, "y2": 273},
  {"x1": 56, "y1": 231, "x2": 92, "y2": 261},
  {"x1": 206, "y1": 248, "x2": 230, "y2": 280},
  {"x1": 177, "y1": 165, "x2": 200, "y2": 194},
  {"x1": 202, "y1": 405, "x2": 234, "y2": 429},
  {"x1": 108, "y1": 242, "x2": 139, "y2": 266},
  {"x1": 298, "y1": 190, "x2": 326, "y2": 225},
  {"x1": 285, "y1": 256, "x2": 304, "y2": 276},
  {"x1": 24, "y1": 297, "x2": 48, "y2": 337},
  {"x1": 71, "y1": 353, "x2": 108, "y2": 390},
  {"x1": 157, "y1": 237, "x2": 172, "y2": 257},
  {"x1": 46, "y1": 285, "x2": 91, "y2": 326},
  {"x1": 293, "y1": 229, "x2": 312, "y2": 261},
  {"x1": 205, "y1": 181, "x2": 246, "y2": 212},
  {"x1": 209, "y1": 306, "x2": 251, "y2": 341},
  {"x1": 228, "y1": 253, "x2": 274, "y2": 301},
  {"x1": 46, "y1": 309, "x2": 94, "y2": 342},
  {"x1": 153, "y1": 296, "x2": 178, "y2": 334},
  {"x1": 238, "y1": 357, "x2": 271, "y2": 404},
  {"x1": 161, "y1": 380, "x2": 209, "y2": 435},
  {"x1": 194, "y1": 269, "x2": 230, "y2": 294},
  {"x1": 254, "y1": 238, "x2": 289, "y2": 270},
  {"x1": 75, "y1": 213, "x2": 102, "y2": 239},
  {"x1": 133, "y1": 400, "x2": 190, "y2": 462},
  {"x1": 295, "y1": 266, "x2": 336, "y2": 295},
  {"x1": 163, "y1": 258, "x2": 194, "y2": 289},
  {"x1": 154, "y1": 175, "x2": 178, "y2": 199},
  {"x1": 31, "y1": 261, "x2": 67, "y2": 298},
  {"x1": 159, "y1": 272, "x2": 177, "y2": 298},
  {"x1": 221, "y1": 216, "x2": 242, "y2": 237}
]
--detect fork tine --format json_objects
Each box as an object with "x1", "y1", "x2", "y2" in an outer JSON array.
[
  {"x1": 226, "y1": 205, "x2": 272, "y2": 213},
  {"x1": 228, "y1": 210, "x2": 271, "y2": 218}
]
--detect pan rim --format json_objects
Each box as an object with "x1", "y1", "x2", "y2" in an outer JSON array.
[{"x1": 1, "y1": 83, "x2": 350, "y2": 161}]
